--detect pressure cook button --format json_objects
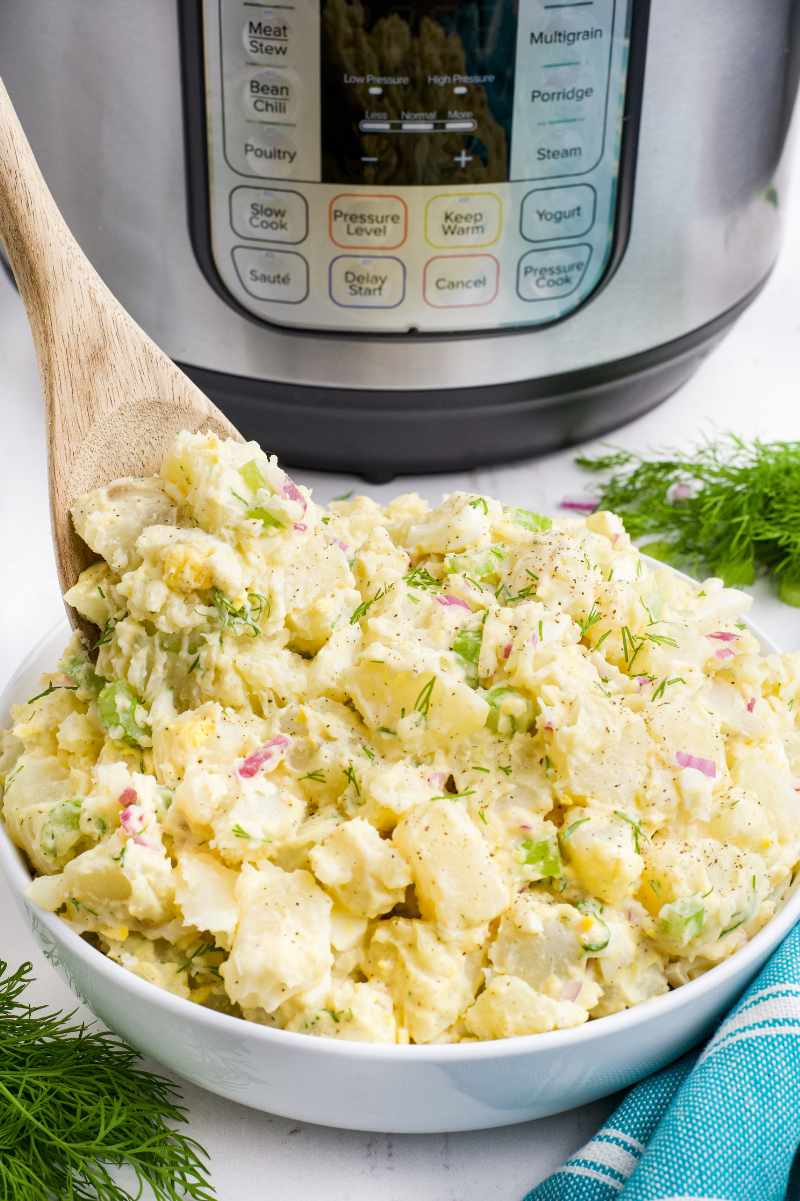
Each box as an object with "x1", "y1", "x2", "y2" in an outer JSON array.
[
  {"x1": 241, "y1": 12, "x2": 293, "y2": 64},
  {"x1": 425, "y1": 193, "x2": 502, "y2": 249},
  {"x1": 521, "y1": 185, "x2": 596, "y2": 242},
  {"x1": 232, "y1": 246, "x2": 309, "y2": 304},
  {"x1": 423, "y1": 254, "x2": 499, "y2": 308},
  {"x1": 243, "y1": 68, "x2": 300, "y2": 123},
  {"x1": 329, "y1": 256, "x2": 406, "y2": 308},
  {"x1": 516, "y1": 244, "x2": 592, "y2": 302},
  {"x1": 230, "y1": 187, "x2": 308, "y2": 244},
  {"x1": 329, "y1": 194, "x2": 408, "y2": 250},
  {"x1": 241, "y1": 127, "x2": 299, "y2": 177}
]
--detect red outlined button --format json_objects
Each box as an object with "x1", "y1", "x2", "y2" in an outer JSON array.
[
  {"x1": 423, "y1": 254, "x2": 500, "y2": 308},
  {"x1": 329, "y1": 194, "x2": 408, "y2": 250}
]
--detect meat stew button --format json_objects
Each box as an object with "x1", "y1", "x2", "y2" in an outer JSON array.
[
  {"x1": 329, "y1": 256, "x2": 406, "y2": 308},
  {"x1": 423, "y1": 255, "x2": 499, "y2": 308},
  {"x1": 517, "y1": 244, "x2": 592, "y2": 302},
  {"x1": 232, "y1": 246, "x2": 308, "y2": 303}
]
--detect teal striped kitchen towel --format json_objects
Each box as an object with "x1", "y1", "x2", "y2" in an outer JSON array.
[{"x1": 525, "y1": 922, "x2": 800, "y2": 1201}]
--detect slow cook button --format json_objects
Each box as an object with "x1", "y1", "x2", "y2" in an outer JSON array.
[
  {"x1": 230, "y1": 187, "x2": 308, "y2": 243},
  {"x1": 241, "y1": 127, "x2": 299, "y2": 177},
  {"x1": 425, "y1": 192, "x2": 502, "y2": 249},
  {"x1": 243, "y1": 68, "x2": 300, "y2": 123},
  {"x1": 232, "y1": 246, "x2": 308, "y2": 304},
  {"x1": 329, "y1": 194, "x2": 408, "y2": 250},
  {"x1": 521, "y1": 184, "x2": 596, "y2": 242},
  {"x1": 329, "y1": 256, "x2": 406, "y2": 308},
  {"x1": 241, "y1": 12, "x2": 294, "y2": 63},
  {"x1": 423, "y1": 254, "x2": 499, "y2": 308},
  {"x1": 517, "y1": 244, "x2": 592, "y2": 302}
]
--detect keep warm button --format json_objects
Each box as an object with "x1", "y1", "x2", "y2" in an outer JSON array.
[
  {"x1": 517, "y1": 244, "x2": 592, "y2": 302},
  {"x1": 424, "y1": 254, "x2": 499, "y2": 308}
]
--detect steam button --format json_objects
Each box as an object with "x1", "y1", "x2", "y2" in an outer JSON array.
[{"x1": 232, "y1": 246, "x2": 309, "y2": 304}]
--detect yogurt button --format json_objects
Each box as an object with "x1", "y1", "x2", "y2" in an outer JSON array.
[
  {"x1": 423, "y1": 255, "x2": 499, "y2": 308},
  {"x1": 521, "y1": 185, "x2": 596, "y2": 242},
  {"x1": 242, "y1": 13, "x2": 293, "y2": 63},
  {"x1": 240, "y1": 127, "x2": 299, "y2": 178},
  {"x1": 517, "y1": 244, "x2": 593, "y2": 302},
  {"x1": 230, "y1": 187, "x2": 308, "y2": 243},
  {"x1": 232, "y1": 247, "x2": 308, "y2": 303},
  {"x1": 243, "y1": 69, "x2": 300, "y2": 123},
  {"x1": 329, "y1": 256, "x2": 406, "y2": 308}
]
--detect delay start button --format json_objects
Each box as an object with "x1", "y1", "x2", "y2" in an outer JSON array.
[
  {"x1": 232, "y1": 246, "x2": 308, "y2": 304},
  {"x1": 329, "y1": 256, "x2": 406, "y2": 308},
  {"x1": 329, "y1": 195, "x2": 408, "y2": 250},
  {"x1": 517, "y1": 244, "x2": 593, "y2": 302},
  {"x1": 423, "y1": 255, "x2": 499, "y2": 308}
]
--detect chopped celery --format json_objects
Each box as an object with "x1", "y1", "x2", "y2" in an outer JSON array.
[
  {"x1": 510, "y1": 508, "x2": 552, "y2": 533},
  {"x1": 246, "y1": 506, "x2": 286, "y2": 529},
  {"x1": 63, "y1": 652, "x2": 104, "y2": 698},
  {"x1": 484, "y1": 685, "x2": 536, "y2": 737},
  {"x1": 40, "y1": 798, "x2": 83, "y2": 859},
  {"x1": 452, "y1": 621, "x2": 485, "y2": 686},
  {"x1": 240, "y1": 459, "x2": 267, "y2": 493},
  {"x1": 97, "y1": 681, "x2": 151, "y2": 747},
  {"x1": 658, "y1": 897, "x2": 706, "y2": 946},
  {"x1": 520, "y1": 836, "x2": 562, "y2": 879}
]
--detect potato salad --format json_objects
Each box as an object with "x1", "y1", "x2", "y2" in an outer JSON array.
[{"x1": 2, "y1": 432, "x2": 800, "y2": 1044}]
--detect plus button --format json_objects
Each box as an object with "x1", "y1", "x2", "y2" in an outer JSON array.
[{"x1": 453, "y1": 149, "x2": 473, "y2": 169}]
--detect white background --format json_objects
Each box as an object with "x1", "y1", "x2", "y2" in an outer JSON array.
[{"x1": 2, "y1": 149, "x2": 800, "y2": 1197}]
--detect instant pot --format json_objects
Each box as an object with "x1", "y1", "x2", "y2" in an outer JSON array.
[{"x1": 1, "y1": 1, "x2": 798, "y2": 478}]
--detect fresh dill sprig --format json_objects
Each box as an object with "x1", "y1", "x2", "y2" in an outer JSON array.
[
  {"x1": 0, "y1": 959, "x2": 215, "y2": 1201},
  {"x1": 576, "y1": 435, "x2": 800, "y2": 604}
]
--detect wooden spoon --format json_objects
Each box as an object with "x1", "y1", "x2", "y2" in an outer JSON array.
[{"x1": 0, "y1": 78, "x2": 242, "y2": 642}]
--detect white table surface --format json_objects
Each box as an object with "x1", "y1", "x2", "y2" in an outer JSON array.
[{"x1": 2, "y1": 150, "x2": 800, "y2": 1198}]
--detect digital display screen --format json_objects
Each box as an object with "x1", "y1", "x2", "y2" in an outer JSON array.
[{"x1": 320, "y1": 0, "x2": 519, "y2": 185}]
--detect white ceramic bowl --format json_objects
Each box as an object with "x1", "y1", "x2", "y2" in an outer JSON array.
[{"x1": 2, "y1": 619, "x2": 798, "y2": 1134}]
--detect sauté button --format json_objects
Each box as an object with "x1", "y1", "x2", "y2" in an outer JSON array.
[
  {"x1": 521, "y1": 185, "x2": 596, "y2": 242},
  {"x1": 242, "y1": 68, "x2": 300, "y2": 123},
  {"x1": 425, "y1": 193, "x2": 502, "y2": 249},
  {"x1": 230, "y1": 187, "x2": 308, "y2": 243},
  {"x1": 241, "y1": 13, "x2": 294, "y2": 63},
  {"x1": 329, "y1": 195, "x2": 408, "y2": 250},
  {"x1": 329, "y1": 256, "x2": 406, "y2": 308},
  {"x1": 240, "y1": 127, "x2": 299, "y2": 178},
  {"x1": 232, "y1": 246, "x2": 308, "y2": 303},
  {"x1": 517, "y1": 244, "x2": 592, "y2": 302},
  {"x1": 423, "y1": 255, "x2": 499, "y2": 308}
]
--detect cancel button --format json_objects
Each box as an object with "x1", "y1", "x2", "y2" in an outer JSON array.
[{"x1": 424, "y1": 254, "x2": 499, "y2": 308}]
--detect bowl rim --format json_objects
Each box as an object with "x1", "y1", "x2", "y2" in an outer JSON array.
[{"x1": 1, "y1": 609, "x2": 798, "y2": 1064}]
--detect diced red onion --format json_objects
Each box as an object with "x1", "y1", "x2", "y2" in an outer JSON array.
[
  {"x1": 239, "y1": 735, "x2": 291, "y2": 778},
  {"x1": 715, "y1": 648, "x2": 735, "y2": 661},
  {"x1": 293, "y1": 522, "x2": 307, "y2": 532},
  {"x1": 529, "y1": 634, "x2": 539, "y2": 647},
  {"x1": 133, "y1": 835, "x2": 151, "y2": 848},
  {"x1": 503, "y1": 642, "x2": 512, "y2": 660},
  {"x1": 428, "y1": 771, "x2": 447, "y2": 788},
  {"x1": 435, "y1": 594, "x2": 471, "y2": 611},
  {"x1": 708, "y1": 631, "x2": 739, "y2": 643},
  {"x1": 747, "y1": 697, "x2": 756, "y2": 713},
  {"x1": 118, "y1": 787, "x2": 137, "y2": 807},
  {"x1": 120, "y1": 805, "x2": 145, "y2": 835},
  {"x1": 675, "y1": 751, "x2": 717, "y2": 778},
  {"x1": 560, "y1": 498, "x2": 598, "y2": 514},
  {"x1": 281, "y1": 479, "x2": 307, "y2": 512},
  {"x1": 637, "y1": 676, "x2": 652, "y2": 688},
  {"x1": 336, "y1": 540, "x2": 349, "y2": 553},
  {"x1": 519, "y1": 823, "x2": 532, "y2": 832},
  {"x1": 561, "y1": 980, "x2": 582, "y2": 1002},
  {"x1": 668, "y1": 481, "x2": 694, "y2": 503}
]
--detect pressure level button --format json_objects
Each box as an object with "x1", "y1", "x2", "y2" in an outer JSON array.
[
  {"x1": 516, "y1": 245, "x2": 592, "y2": 302},
  {"x1": 232, "y1": 246, "x2": 309, "y2": 303},
  {"x1": 329, "y1": 195, "x2": 408, "y2": 250}
]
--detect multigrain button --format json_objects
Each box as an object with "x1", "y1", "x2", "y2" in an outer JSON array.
[
  {"x1": 521, "y1": 185, "x2": 596, "y2": 242},
  {"x1": 240, "y1": 126, "x2": 299, "y2": 178},
  {"x1": 242, "y1": 69, "x2": 300, "y2": 123},
  {"x1": 423, "y1": 254, "x2": 499, "y2": 308},
  {"x1": 329, "y1": 256, "x2": 406, "y2": 308},
  {"x1": 232, "y1": 246, "x2": 308, "y2": 303},
  {"x1": 241, "y1": 13, "x2": 293, "y2": 63},
  {"x1": 517, "y1": 244, "x2": 592, "y2": 302},
  {"x1": 230, "y1": 187, "x2": 308, "y2": 243},
  {"x1": 329, "y1": 194, "x2": 407, "y2": 250},
  {"x1": 425, "y1": 193, "x2": 502, "y2": 248}
]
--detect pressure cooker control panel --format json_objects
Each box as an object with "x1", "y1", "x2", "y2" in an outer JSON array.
[{"x1": 200, "y1": 0, "x2": 634, "y2": 333}]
